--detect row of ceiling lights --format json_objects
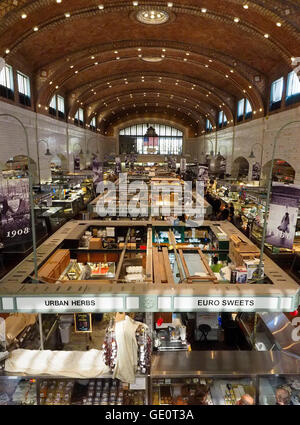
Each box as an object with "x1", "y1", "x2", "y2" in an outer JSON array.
[{"x1": 3, "y1": 1, "x2": 289, "y2": 55}]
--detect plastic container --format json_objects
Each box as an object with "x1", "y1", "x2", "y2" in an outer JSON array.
[{"x1": 59, "y1": 323, "x2": 71, "y2": 344}]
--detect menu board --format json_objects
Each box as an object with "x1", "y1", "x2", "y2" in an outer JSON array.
[{"x1": 74, "y1": 313, "x2": 92, "y2": 333}]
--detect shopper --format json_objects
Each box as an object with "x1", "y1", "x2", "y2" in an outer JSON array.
[
  {"x1": 275, "y1": 387, "x2": 292, "y2": 405},
  {"x1": 236, "y1": 394, "x2": 255, "y2": 405},
  {"x1": 189, "y1": 385, "x2": 210, "y2": 405},
  {"x1": 233, "y1": 213, "x2": 243, "y2": 229},
  {"x1": 210, "y1": 256, "x2": 223, "y2": 273},
  {"x1": 218, "y1": 205, "x2": 230, "y2": 221},
  {"x1": 229, "y1": 202, "x2": 235, "y2": 220},
  {"x1": 82, "y1": 262, "x2": 92, "y2": 279}
]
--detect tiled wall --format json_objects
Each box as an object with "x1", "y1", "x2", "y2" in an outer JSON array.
[{"x1": 0, "y1": 101, "x2": 115, "y2": 183}]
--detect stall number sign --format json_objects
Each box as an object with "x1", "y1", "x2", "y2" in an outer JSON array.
[{"x1": 74, "y1": 313, "x2": 92, "y2": 333}]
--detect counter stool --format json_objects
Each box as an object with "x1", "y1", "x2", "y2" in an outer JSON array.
[{"x1": 198, "y1": 324, "x2": 211, "y2": 343}]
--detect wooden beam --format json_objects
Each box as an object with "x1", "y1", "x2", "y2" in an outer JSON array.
[{"x1": 162, "y1": 247, "x2": 175, "y2": 285}]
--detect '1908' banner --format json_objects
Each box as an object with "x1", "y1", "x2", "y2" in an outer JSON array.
[{"x1": 0, "y1": 178, "x2": 31, "y2": 248}]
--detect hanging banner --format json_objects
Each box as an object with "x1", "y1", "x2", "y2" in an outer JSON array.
[
  {"x1": 115, "y1": 156, "x2": 121, "y2": 174},
  {"x1": 180, "y1": 158, "x2": 186, "y2": 179},
  {"x1": 252, "y1": 162, "x2": 261, "y2": 181},
  {"x1": 168, "y1": 156, "x2": 176, "y2": 170},
  {"x1": 92, "y1": 158, "x2": 103, "y2": 188},
  {"x1": 197, "y1": 165, "x2": 209, "y2": 187},
  {"x1": 266, "y1": 183, "x2": 300, "y2": 250},
  {"x1": 74, "y1": 156, "x2": 80, "y2": 171},
  {"x1": 0, "y1": 178, "x2": 31, "y2": 247}
]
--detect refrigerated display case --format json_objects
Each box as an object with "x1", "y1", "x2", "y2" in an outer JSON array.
[{"x1": 149, "y1": 350, "x2": 300, "y2": 405}]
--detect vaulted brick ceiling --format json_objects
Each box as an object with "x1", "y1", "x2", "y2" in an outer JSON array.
[{"x1": 1, "y1": 0, "x2": 300, "y2": 136}]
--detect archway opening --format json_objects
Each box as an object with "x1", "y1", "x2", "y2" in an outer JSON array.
[
  {"x1": 262, "y1": 159, "x2": 295, "y2": 183},
  {"x1": 231, "y1": 157, "x2": 249, "y2": 179}
]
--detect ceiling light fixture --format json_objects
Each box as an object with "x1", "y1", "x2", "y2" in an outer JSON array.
[
  {"x1": 243, "y1": 4, "x2": 249, "y2": 9},
  {"x1": 133, "y1": 1, "x2": 138, "y2": 6},
  {"x1": 276, "y1": 22, "x2": 282, "y2": 27},
  {"x1": 167, "y1": 2, "x2": 173, "y2": 7},
  {"x1": 264, "y1": 33, "x2": 269, "y2": 38},
  {"x1": 234, "y1": 17, "x2": 240, "y2": 22},
  {"x1": 98, "y1": 4, "x2": 104, "y2": 9},
  {"x1": 21, "y1": 13, "x2": 27, "y2": 19},
  {"x1": 65, "y1": 12, "x2": 71, "y2": 18},
  {"x1": 33, "y1": 26, "x2": 39, "y2": 31},
  {"x1": 201, "y1": 8, "x2": 207, "y2": 13},
  {"x1": 5, "y1": 49, "x2": 10, "y2": 54}
]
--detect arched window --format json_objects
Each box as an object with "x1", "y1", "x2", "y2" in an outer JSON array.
[
  {"x1": 119, "y1": 123, "x2": 183, "y2": 155},
  {"x1": 49, "y1": 94, "x2": 65, "y2": 119},
  {"x1": 206, "y1": 119, "x2": 213, "y2": 132},
  {"x1": 218, "y1": 111, "x2": 228, "y2": 128},
  {"x1": 90, "y1": 116, "x2": 97, "y2": 131},
  {"x1": 74, "y1": 108, "x2": 84, "y2": 127}
]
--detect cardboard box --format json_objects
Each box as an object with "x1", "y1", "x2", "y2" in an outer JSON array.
[{"x1": 89, "y1": 238, "x2": 102, "y2": 249}]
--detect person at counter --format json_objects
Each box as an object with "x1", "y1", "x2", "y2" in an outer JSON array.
[
  {"x1": 236, "y1": 394, "x2": 255, "y2": 405},
  {"x1": 275, "y1": 387, "x2": 292, "y2": 405},
  {"x1": 218, "y1": 205, "x2": 230, "y2": 221},
  {"x1": 81, "y1": 262, "x2": 92, "y2": 279},
  {"x1": 229, "y1": 202, "x2": 235, "y2": 220},
  {"x1": 210, "y1": 256, "x2": 223, "y2": 273},
  {"x1": 188, "y1": 385, "x2": 210, "y2": 405}
]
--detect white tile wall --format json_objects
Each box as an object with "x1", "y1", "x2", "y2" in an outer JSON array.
[{"x1": 0, "y1": 101, "x2": 116, "y2": 183}]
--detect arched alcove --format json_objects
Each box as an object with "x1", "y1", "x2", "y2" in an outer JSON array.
[
  {"x1": 262, "y1": 159, "x2": 295, "y2": 184},
  {"x1": 231, "y1": 157, "x2": 250, "y2": 179}
]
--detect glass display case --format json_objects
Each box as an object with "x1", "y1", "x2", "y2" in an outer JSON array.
[
  {"x1": 150, "y1": 351, "x2": 300, "y2": 405},
  {"x1": 259, "y1": 374, "x2": 300, "y2": 405},
  {"x1": 0, "y1": 375, "x2": 148, "y2": 405}
]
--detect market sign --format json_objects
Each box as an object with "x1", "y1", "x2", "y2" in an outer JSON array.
[{"x1": 1, "y1": 293, "x2": 297, "y2": 313}]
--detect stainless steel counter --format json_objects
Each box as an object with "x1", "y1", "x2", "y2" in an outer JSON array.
[
  {"x1": 150, "y1": 351, "x2": 300, "y2": 377},
  {"x1": 260, "y1": 312, "x2": 300, "y2": 359}
]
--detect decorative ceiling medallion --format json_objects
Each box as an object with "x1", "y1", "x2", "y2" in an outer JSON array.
[
  {"x1": 141, "y1": 57, "x2": 164, "y2": 62},
  {"x1": 136, "y1": 9, "x2": 170, "y2": 25}
]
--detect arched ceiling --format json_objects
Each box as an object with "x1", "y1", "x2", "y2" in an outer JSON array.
[{"x1": 1, "y1": 0, "x2": 300, "y2": 136}]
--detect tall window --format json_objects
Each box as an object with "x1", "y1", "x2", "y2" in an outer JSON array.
[
  {"x1": 119, "y1": 123, "x2": 183, "y2": 155},
  {"x1": 57, "y1": 95, "x2": 65, "y2": 118},
  {"x1": 17, "y1": 71, "x2": 31, "y2": 106},
  {"x1": 218, "y1": 111, "x2": 227, "y2": 128},
  {"x1": 49, "y1": 94, "x2": 65, "y2": 119},
  {"x1": 270, "y1": 77, "x2": 283, "y2": 111},
  {"x1": 90, "y1": 116, "x2": 97, "y2": 131},
  {"x1": 49, "y1": 95, "x2": 57, "y2": 116},
  {"x1": 75, "y1": 108, "x2": 84, "y2": 127},
  {"x1": 245, "y1": 99, "x2": 253, "y2": 119},
  {"x1": 237, "y1": 99, "x2": 245, "y2": 122},
  {"x1": 206, "y1": 119, "x2": 213, "y2": 132},
  {"x1": 0, "y1": 64, "x2": 14, "y2": 100},
  {"x1": 286, "y1": 71, "x2": 300, "y2": 106}
]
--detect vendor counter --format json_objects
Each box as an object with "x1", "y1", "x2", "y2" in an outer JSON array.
[
  {"x1": 0, "y1": 220, "x2": 299, "y2": 313},
  {"x1": 1, "y1": 351, "x2": 300, "y2": 405}
]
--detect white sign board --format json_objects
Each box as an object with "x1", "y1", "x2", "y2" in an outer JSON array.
[
  {"x1": 16, "y1": 297, "x2": 124, "y2": 312},
  {"x1": 173, "y1": 296, "x2": 286, "y2": 311}
]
